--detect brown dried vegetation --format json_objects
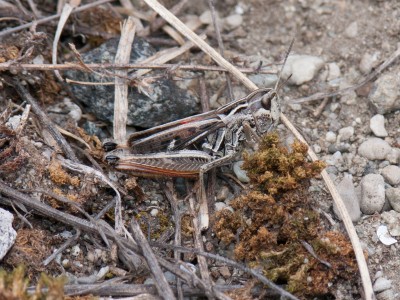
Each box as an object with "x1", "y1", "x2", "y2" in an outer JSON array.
[{"x1": 214, "y1": 133, "x2": 358, "y2": 298}]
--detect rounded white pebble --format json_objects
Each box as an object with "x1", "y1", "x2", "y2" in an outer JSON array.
[{"x1": 370, "y1": 114, "x2": 388, "y2": 137}]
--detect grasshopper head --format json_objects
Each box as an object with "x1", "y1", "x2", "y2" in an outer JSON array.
[{"x1": 250, "y1": 89, "x2": 280, "y2": 134}]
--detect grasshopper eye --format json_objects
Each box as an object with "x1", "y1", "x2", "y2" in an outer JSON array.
[
  {"x1": 105, "y1": 155, "x2": 120, "y2": 165},
  {"x1": 261, "y1": 92, "x2": 276, "y2": 110}
]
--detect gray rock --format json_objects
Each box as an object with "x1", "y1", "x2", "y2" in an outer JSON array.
[
  {"x1": 344, "y1": 21, "x2": 358, "y2": 38},
  {"x1": 66, "y1": 38, "x2": 198, "y2": 128},
  {"x1": 368, "y1": 71, "x2": 400, "y2": 114},
  {"x1": 249, "y1": 73, "x2": 277, "y2": 88},
  {"x1": 0, "y1": 208, "x2": 17, "y2": 261},
  {"x1": 360, "y1": 174, "x2": 385, "y2": 214},
  {"x1": 377, "y1": 289, "x2": 396, "y2": 300},
  {"x1": 373, "y1": 277, "x2": 392, "y2": 293},
  {"x1": 326, "y1": 151, "x2": 342, "y2": 166},
  {"x1": 381, "y1": 210, "x2": 400, "y2": 236},
  {"x1": 386, "y1": 148, "x2": 400, "y2": 164},
  {"x1": 381, "y1": 165, "x2": 400, "y2": 186},
  {"x1": 370, "y1": 114, "x2": 388, "y2": 137},
  {"x1": 386, "y1": 188, "x2": 400, "y2": 212},
  {"x1": 333, "y1": 174, "x2": 361, "y2": 222},
  {"x1": 282, "y1": 55, "x2": 324, "y2": 85},
  {"x1": 358, "y1": 138, "x2": 392, "y2": 160},
  {"x1": 338, "y1": 126, "x2": 354, "y2": 142}
]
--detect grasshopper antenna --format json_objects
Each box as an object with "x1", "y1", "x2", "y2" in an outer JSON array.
[{"x1": 274, "y1": 37, "x2": 295, "y2": 92}]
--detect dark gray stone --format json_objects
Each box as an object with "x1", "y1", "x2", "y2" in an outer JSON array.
[{"x1": 67, "y1": 38, "x2": 199, "y2": 128}]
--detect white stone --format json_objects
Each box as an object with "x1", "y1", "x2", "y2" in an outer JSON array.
[
  {"x1": 327, "y1": 63, "x2": 341, "y2": 81},
  {"x1": 325, "y1": 131, "x2": 337, "y2": 143},
  {"x1": 313, "y1": 144, "x2": 321, "y2": 154},
  {"x1": 373, "y1": 277, "x2": 392, "y2": 293},
  {"x1": 386, "y1": 188, "x2": 400, "y2": 213},
  {"x1": 282, "y1": 55, "x2": 324, "y2": 85},
  {"x1": 344, "y1": 21, "x2": 358, "y2": 38},
  {"x1": 338, "y1": 126, "x2": 354, "y2": 142},
  {"x1": 370, "y1": 114, "x2": 388, "y2": 137},
  {"x1": 376, "y1": 225, "x2": 397, "y2": 246},
  {"x1": 333, "y1": 174, "x2": 361, "y2": 222},
  {"x1": 199, "y1": 10, "x2": 213, "y2": 24},
  {"x1": 0, "y1": 208, "x2": 17, "y2": 261},
  {"x1": 360, "y1": 174, "x2": 385, "y2": 214},
  {"x1": 381, "y1": 165, "x2": 400, "y2": 186},
  {"x1": 150, "y1": 208, "x2": 159, "y2": 217},
  {"x1": 71, "y1": 245, "x2": 81, "y2": 257},
  {"x1": 215, "y1": 202, "x2": 227, "y2": 212},
  {"x1": 224, "y1": 14, "x2": 243, "y2": 31},
  {"x1": 360, "y1": 52, "x2": 380, "y2": 74},
  {"x1": 233, "y1": 161, "x2": 250, "y2": 183},
  {"x1": 358, "y1": 138, "x2": 392, "y2": 160}
]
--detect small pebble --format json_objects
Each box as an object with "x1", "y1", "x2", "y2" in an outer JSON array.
[
  {"x1": 326, "y1": 151, "x2": 342, "y2": 166},
  {"x1": 338, "y1": 126, "x2": 354, "y2": 142},
  {"x1": 233, "y1": 161, "x2": 250, "y2": 183},
  {"x1": 224, "y1": 14, "x2": 243, "y2": 31},
  {"x1": 71, "y1": 245, "x2": 81, "y2": 257},
  {"x1": 216, "y1": 186, "x2": 230, "y2": 201},
  {"x1": 344, "y1": 21, "x2": 358, "y2": 38},
  {"x1": 288, "y1": 103, "x2": 302, "y2": 111},
  {"x1": 327, "y1": 62, "x2": 341, "y2": 81},
  {"x1": 376, "y1": 225, "x2": 397, "y2": 246},
  {"x1": 199, "y1": 10, "x2": 213, "y2": 24},
  {"x1": 386, "y1": 188, "x2": 400, "y2": 213},
  {"x1": 360, "y1": 174, "x2": 385, "y2": 214},
  {"x1": 358, "y1": 138, "x2": 392, "y2": 160},
  {"x1": 381, "y1": 210, "x2": 400, "y2": 236},
  {"x1": 282, "y1": 55, "x2": 324, "y2": 85},
  {"x1": 215, "y1": 202, "x2": 227, "y2": 212},
  {"x1": 370, "y1": 114, "x2": 388, "y2": 137},
  {"x1": 381, "y1": 165, "x2": 400, "y2": 186},
  {"x1": 333, "y1": 174, "x2": 361, "y2": 222},
  {"x1": 373, "y1": 277, "x2": 392, "y2": 293},
  {"x1": 219, "y1": 266, "x2": 231, "y2": 279},
  {"x1": 313, "y1": 144, "x2": 321, "y2": 154},
  {"x1": 385, "y1": 148, "x2": 400, "y2": 165},
  {"x1": 374, "y1": 271, "x2": 383, "y2": 280},
  {"x1": 360, "y1": 52, "x2": 380, "y2": 74},
  {"x1": 150, "y1": 208, "x2": 159, "y2": 217},
  {"x1": 325, "y1": 131, "x2": 337, "y2": 143}
]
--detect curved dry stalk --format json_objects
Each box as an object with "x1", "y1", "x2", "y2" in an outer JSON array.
[{"x1": 141, "y1": 1, "x2": 375, "y2": 299}]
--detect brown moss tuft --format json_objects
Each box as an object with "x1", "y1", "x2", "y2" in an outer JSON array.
[
  {"x1": 48, "y1": 160, "x2": 80, "y2": 187},
  {"x1": 213, "y1": 133, "x2": 357, "y2": 298}
]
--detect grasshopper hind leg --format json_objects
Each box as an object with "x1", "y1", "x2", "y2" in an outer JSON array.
[{"x1": 198, "y1": 152, "x2": 236, "y2": 230}]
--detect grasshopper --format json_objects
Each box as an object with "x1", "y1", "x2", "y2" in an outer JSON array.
[{"x1": 104, "y1": 42, "x2": 293, "y2": 230}]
